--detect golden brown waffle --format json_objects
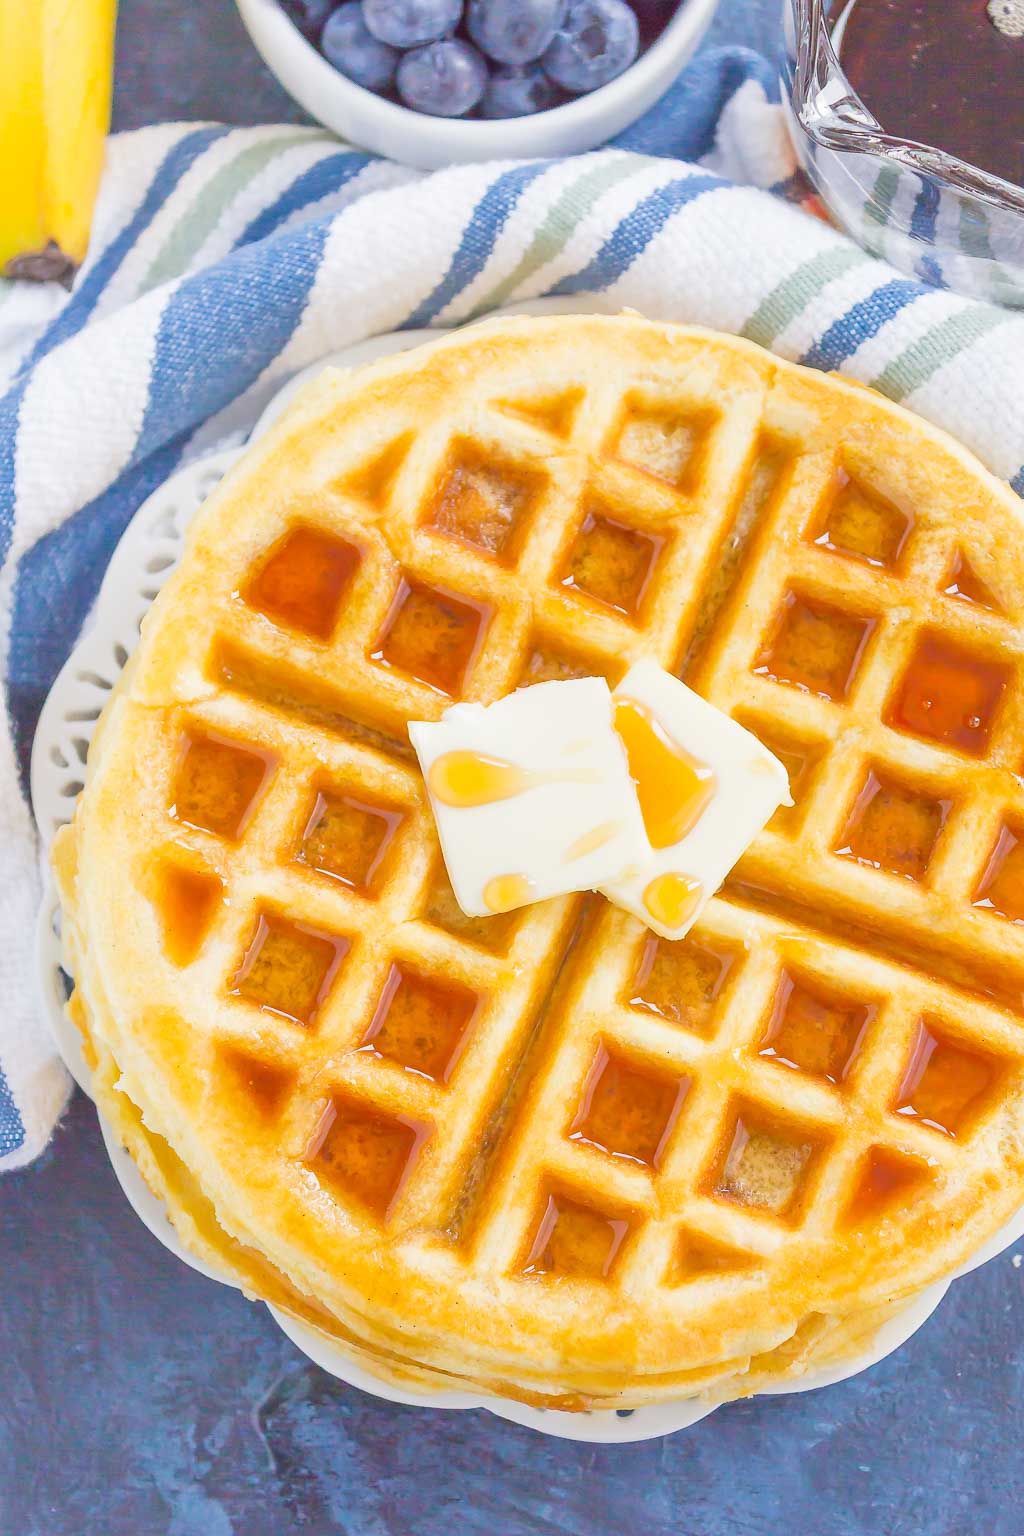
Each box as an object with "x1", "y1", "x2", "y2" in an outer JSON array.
[
  {"x1": 56, "y1": 314, "x2": 1024, "y2": 1408},
  {"x1": 60, "y1": 926, "x2": 910, "y2": 1409}
]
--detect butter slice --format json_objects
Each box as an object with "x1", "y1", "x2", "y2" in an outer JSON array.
[
  {"x1": 409, "y1": 678, "x2": 648, "y2": 918},
  {"x1": 601, "y1": 661, "x2": 792, "y2": 941}
]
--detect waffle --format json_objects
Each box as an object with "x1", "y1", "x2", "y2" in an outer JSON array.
[
  {"x1": 55, "y1": 314, "x2": 1024, "y2": 1409},
  {"x1": 58, "y1": 901, "x2": 911, "y2": 1408}
]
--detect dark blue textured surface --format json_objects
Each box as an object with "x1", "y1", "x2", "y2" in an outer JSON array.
[
  {"x1": 4, "y1": 3, "x2": 1023, "y2": 1531},
  {"x1": 3, "y1": 1097, "x2": 1023, "y2": 1535}
]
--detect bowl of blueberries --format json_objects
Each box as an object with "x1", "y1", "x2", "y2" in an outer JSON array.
[{"x1": 235, "y1": 0, "x2": 718, "y2": 167}]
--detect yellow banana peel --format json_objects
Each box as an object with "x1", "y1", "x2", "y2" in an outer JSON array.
[{"x1": 0, "y1": 0, "x2": 117, "y2": 285}]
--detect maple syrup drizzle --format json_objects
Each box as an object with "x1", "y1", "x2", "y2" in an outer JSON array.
[
  {"x1": 155, "y1": 861, "x2": 224, "y2": 967},
  {"x1": 563, "y1": 820, "x2": 621, "y2": 862},
  {"x1": 844, "y1": 1146, "x2": 931, "y2": 1227},
  {"x1": 886, "y1": 633, "x2": 1009, "y2": 756},
  {"x1": 219, "y1": 1047, "x2": 292, "y2": 1119},
  {"x1": 757, "y1": 971, "x2": 873, "y2": 1085},
  {"x1": 359, "y1": 963, "x2": 480, "y2": 1082},
  {"x1": 812, "y1": 468, "x2": 912, "y2": 569},
  {"x1": 943, "y1": 549, "x2": 1000, "y2": 612},
  {"x1": 306, "y1": 1095, "x2": 430, "y2": 1219},
  {"x1": 522, "y1": 1190, "x2": 632, "y2": 1279},
  {"x1": 171, "y1": 730, "x2": 277, "y2": 842},
  {"x1": 709, "y1": 1105, "x2": 819, "y2": 1219},
  {"x1": 893, "y1": 1018, "x2": 999, "y2": 1137},
  {"x1": 835, "y1": 771, "x2": 950, "y2": 883},
  {"x1": 229, "y1": 911, "x2": 348, "y2": 1026},
  {"x1": 302, "y1": 1098, "x2": 338, "y2": 1162},
  {"x1": 643, "y1": 872, "x2": 703, "y2": 931},
  {"x1": 423, "y1": 862, "x2": 518, "y2": 952},
  {"x1": 560, "y1": 510, "x2": 665, "y2": 619},
  {"x1": 614, "y1": 698, "x2": 716, "y2": 849},
  {"x1": 754, "y1": 593, "x2": 876, "y2": 702},
  {"x1": 243, "y1": 525, "x2": 360, "y2": 640},
  {"x1": 298, "y1": 790, "x2": 405, "y2": 893},
  {"x1": 428, "y1": 751, "x2": 539, "y2": 807},
  {"x1": 674, "y1": 1230, "x2": 757, "y2": 1280},
  {"x1": 973, "y1": 823, "x2": 1024, "y2": 922},
  {"x1": 372, "y1": 578, "x2": 492, "y2": 697},
  {"x1": 629, "y1": 933, "x2": 737, "y2": 1036},
  {"x1": 426, "y1": 446, "x2": 539, "y2": 562},
  {"x1": 482, "y1": 872, "x2": 536, "y2": 914},
  {"x1": 569, "y1": 1044, "x2": 690, "y2": 1169},
  {"x1": 427, "y1": 749, "x2": 599, "y2": 808}
]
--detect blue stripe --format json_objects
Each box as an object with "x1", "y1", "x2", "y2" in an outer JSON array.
[
  {"x1": 19, "y1": 127, "x2": 230, "y2": 379},
  {"x1": 614, "y1": 47, "x2": 779, "y2": 158},
  {"x1": 550, "y1": 171, "x2": 725, "y2": 296},
  {"x1": 134, "y1": 215, "x2": 331, "y2": 462},
  {"x1": 0, "y1": 129, "x2": 230, "y2": 567},
  {"x1": 236, "y1": 150, "x2": 371, "y2": 248},
  {"x1": 2, "y1": 442, "x2": 196, "y2": 1170},
  {"x1": 910, "y1": 182, "x2": 944, "y2": 289},
  {"x1": 801, "y1": 278, "x2": 923, "y2": 371},
  {"x1": 917, "y1": 256, "x2": 944, "y2": 290},
  {"x1": 0, "y1": 1064, "x2": 26, "y2": 1160},
  {"x1": 0, "y1": 376, "x2": 27, "y2": 569},
  {"x1": 910, "y1": 182, "x2": 940, "y2": 247},
  {"x1": 405, "y1": 162, "x2": 552, "y2": 328},
  {"x1": 8, "y1": 432, "x2": 192, "y2": 798},
  {"x1": 1012, "y1": 466, "x2": 1024, "y2": 497}
]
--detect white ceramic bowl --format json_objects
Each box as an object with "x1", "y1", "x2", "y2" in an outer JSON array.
[{"x1": 234, "y1": 0, "x2": 719, "y2": 169}]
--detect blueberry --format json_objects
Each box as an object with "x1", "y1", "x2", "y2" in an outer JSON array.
[
  {"x1": 481, "y1": 64, "x2": 562, "y2": 117},
  {"x1": 466, "y1": 0, "x2": 567, "y2": 66},
  {"x1": 321, "y1": 3, "x2": 399, "y2": 90},
  {"x1": 542, "y1": 0, "x2": 639, "y2": 93},
  {"x1": 279, "y1": 0, "x2": 336, "y2": 42},
  {"x1": 363, "y1": 0, "x2": 463, "y2": 47},
  {"x1": 396, "y1": 37, "x2": 487, "y2": 114}
]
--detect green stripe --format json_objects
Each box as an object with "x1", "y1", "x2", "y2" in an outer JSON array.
[
  {"x1": 869, "y1": 306, "x2": 1010, "y2": 401},
  {"x1": 864, "y1": 165, "x2": 899, "y2": 229},
  {"x1": 861, "y1": 165, "x2": 900, "y2": 260},
  {"x1": 468, "y1": 155, "x2": 657, "y2": 318},
  {"x1": 958, "y1": 201, "x2": 993, "y2": 263},
  {"x1": 741, "y1": 246, "x2": 868, "y2": 349},
  {"x1": 958, "y1": 204, "x2": 1024, "y2": 305},
  {"x1": 140, "y1": 129, "x2": 333, "y2": 290}
]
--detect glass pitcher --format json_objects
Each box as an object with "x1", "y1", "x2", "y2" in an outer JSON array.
[{"x1": 780, "y1": 0, "x2": 1024, "y2": 305}]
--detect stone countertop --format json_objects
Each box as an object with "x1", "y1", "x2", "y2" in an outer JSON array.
[
  {"x1": 3, "y1": 3, "x2": 1023, "y2": 1532},
  {"x1": 4, "y1": 1102, "x2": 1023, "y2": 1535}
]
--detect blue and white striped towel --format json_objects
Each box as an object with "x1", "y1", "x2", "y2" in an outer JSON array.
[{"x1": 3, "y1": 48, "x2": 1024, "y2": 1170}]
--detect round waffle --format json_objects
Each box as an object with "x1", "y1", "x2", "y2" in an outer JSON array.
[{"x1": 55, "y1": 313, "x2": 1024, "y2": 1408}]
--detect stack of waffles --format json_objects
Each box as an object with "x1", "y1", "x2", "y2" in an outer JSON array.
[{"x1": 54, "y1": 314, "x2": 1024, "y2": 1410}]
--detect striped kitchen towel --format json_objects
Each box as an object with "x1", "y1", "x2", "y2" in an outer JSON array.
[{"x1": 3, "y1": 46, "x2": 1024, "y2": 1170}]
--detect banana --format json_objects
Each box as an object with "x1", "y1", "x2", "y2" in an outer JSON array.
[{"x1": 0, "y1": 0, "x2": 117, "y2": 285}]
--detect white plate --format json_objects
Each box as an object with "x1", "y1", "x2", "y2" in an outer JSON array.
[{"x1": 32, "y1": 301, "x2": 1022, "y2": 1442}]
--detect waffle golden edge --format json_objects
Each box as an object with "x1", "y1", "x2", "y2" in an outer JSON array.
[{"x1": 54, "y1": 313, "x2": 1024, "y2": 1412}]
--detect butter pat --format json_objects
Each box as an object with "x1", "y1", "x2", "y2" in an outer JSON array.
[
  {"x1": 602, "y1": 661, "x2": 792, "y2": 940},
  {"x1": 409, "y1": 678, "x2": 648, "y2": 917}
]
